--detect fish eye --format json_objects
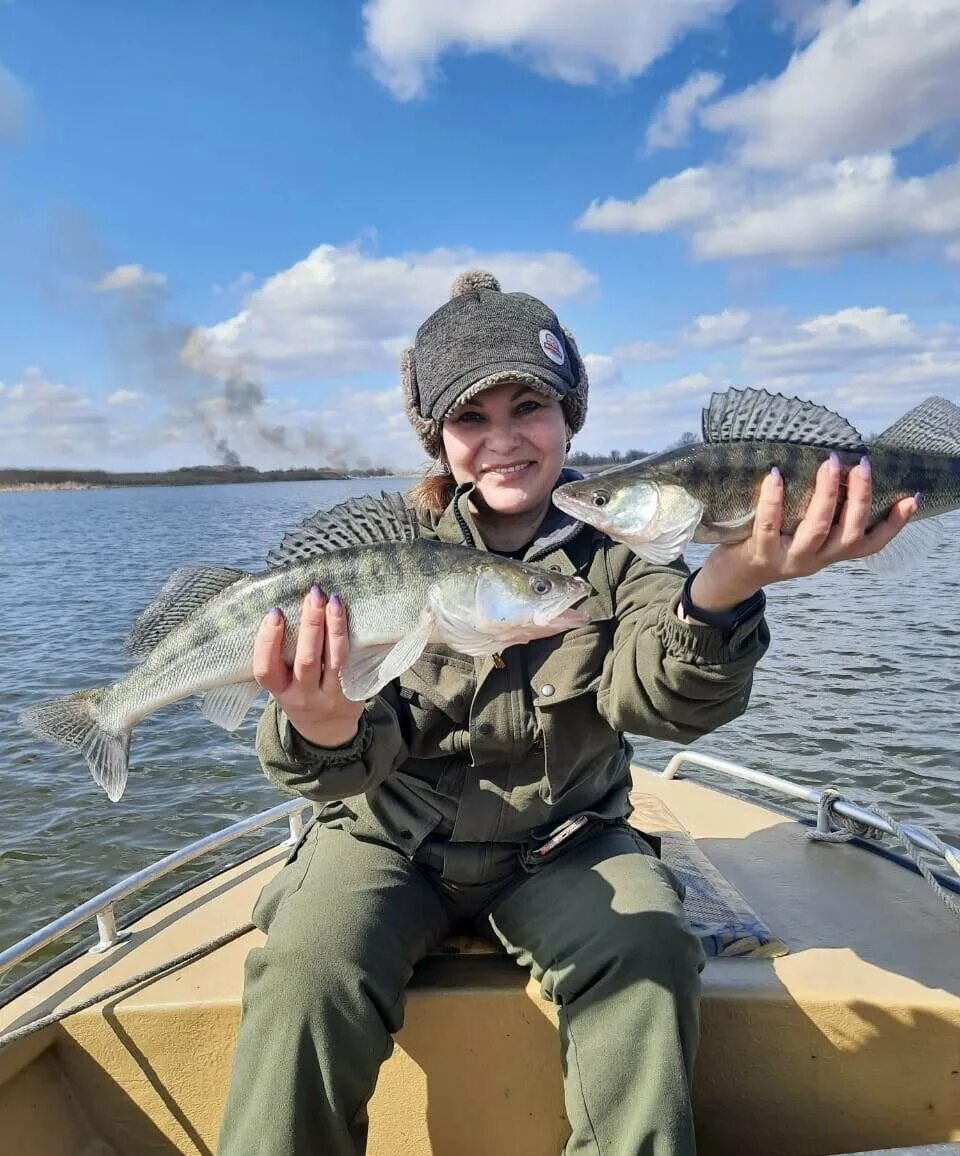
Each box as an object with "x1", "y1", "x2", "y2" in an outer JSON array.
[
  {"x1": 591, "y1": 490, "x2": 609, "y2": 508},
  {"x1": 530, "y1": 576, "x2": 552, "y2": 595}
]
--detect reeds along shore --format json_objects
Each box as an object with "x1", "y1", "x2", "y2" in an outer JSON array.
[{"x1": 0, "y1": 465, "x2": 394, "y2": 492}]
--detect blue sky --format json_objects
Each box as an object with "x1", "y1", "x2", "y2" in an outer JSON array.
[{"x1": 1, "y1": 0, "x2": 959, "y2": 470}]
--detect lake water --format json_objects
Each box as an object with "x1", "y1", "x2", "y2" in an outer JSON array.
[{"x1": 1, "y1": 479, "x2": 957, "y2": 989}]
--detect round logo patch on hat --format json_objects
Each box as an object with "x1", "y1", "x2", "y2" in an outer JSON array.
[{"x1": 539, "y1": 329, "x2": 565, "y2": 366}]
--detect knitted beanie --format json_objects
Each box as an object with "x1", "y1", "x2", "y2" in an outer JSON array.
[{"x1": 402, "y1": 270, "x2": 589, "y2": 459}]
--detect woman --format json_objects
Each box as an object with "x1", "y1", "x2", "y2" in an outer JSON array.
[{"x1": 217, "y1": 272, "x2": 914, "y2": 1156}]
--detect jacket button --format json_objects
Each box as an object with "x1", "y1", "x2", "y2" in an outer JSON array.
[
  {"x1": 540, "y1": 684, "x2": 556, "y2": 697},
  {"x1": 477, "y1": 722, "x2": 494, "y2": 736}
]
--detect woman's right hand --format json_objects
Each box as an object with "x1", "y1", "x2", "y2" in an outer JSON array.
[{"x1": 253, "y1": 586, "x2": 364, "y2": 748}]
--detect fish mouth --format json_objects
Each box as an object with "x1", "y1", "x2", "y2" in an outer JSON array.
[{"x1": 550, "y1": 604, "x2": 591, "y2": 628}]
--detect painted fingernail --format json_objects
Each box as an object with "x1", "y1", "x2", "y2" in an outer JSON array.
[
  {"x1": 330, "y1": 593, "x2": 343, "y2": 612},
  {"x1": 829, "y1": 451, "x2": 840, "y2": 470},
  {"x1": 310, "y1": 584, "x2": 326, "y2": 605},
  {"x1": 913, "y1": 491, "x2": 922, "y2": 512},
  {"x1": 859, "y1": 454, "x2": 871, "y2": 477},
  {"x1": 769, "y1": 465, "x2": 782, "y2": 482},
  {"x1": 269, "y1": 607, "x2": 282, "y2": 623}
]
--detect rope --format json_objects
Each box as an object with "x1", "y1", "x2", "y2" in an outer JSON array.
[
  {"x1": 807, "y1": 787, "x2": 960, "y2": 918},
  {"x1": 0, "y1": 920, "x2": 254, "y2": 1051}
]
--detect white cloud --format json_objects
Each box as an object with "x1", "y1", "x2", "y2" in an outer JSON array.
[
  {"x1": 0, "y1": 62, "x2": 27, "y2": 141},
  {"x1": 684, "y1": 308, "x2": 752, "y2": 348},
  {"x1": 946, "y1": 242, "x2": 960, "y2": 263},
  {"x1": 578, "y1": 372, "x2": 720, "y2": 452},
  {"x1": 184, "y1": 242, "x2": 597, "y2": 381},
  {"x1": 744, "y1": 306, "x2": 927, "y2": 372},
  {"x1": 213, "y1": 271, "x2": 255, "y2": 296},
  {"x1": 580, "y1": 154, "x2": 960, "y2": 262},
  {"x1": 0, "y1": 368, "x2": 111, "y2": 466},
  {"x1": 583, "y1": 353, "x2": 622, "y2": 388},
  {"x1": 704, "y1": 0, "x2": 960, "y2": 170},
  {"x1": 106, "y1": 389, "x2": 143, "y2": 405},
  {"x1": 612, "y1": 339, "x2": 677, "y2": 364},
  {"x1": 96, "y1": 264, "x2": 168, "y2": 293},
  {"x1": 645, "y1": 71, "x2": 723, "y2": 151},
  {"x1": 361, "y1": 0, "x2": 734, "y2": 99},
  {"x1": 578, "y1": 166, "x2": 723, "y2": 233}
]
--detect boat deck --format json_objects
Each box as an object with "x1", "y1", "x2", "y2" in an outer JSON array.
[{"x1": 1, "y1": 767, "x2": 958, "y2": 1155}]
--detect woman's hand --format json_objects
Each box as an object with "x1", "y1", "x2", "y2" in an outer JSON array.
[
  {"x1": 688, "y1": 454, "x2": 919, "y2": 613},
  {"x1": 253, "y1": 586, "x2": 364, "y2": 748}
]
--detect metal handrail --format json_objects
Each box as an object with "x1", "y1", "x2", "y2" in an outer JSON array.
[
  {"x1": 661, "y1": 750, "x2": 960, "y2": 869},
  {"x1": 0, "y1": 800, "x2": 309, "y2": 979}
]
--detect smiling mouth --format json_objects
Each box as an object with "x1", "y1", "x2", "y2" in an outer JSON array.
[{"x1": 482, "y1": 461, "x2": 535, "y2": 477}]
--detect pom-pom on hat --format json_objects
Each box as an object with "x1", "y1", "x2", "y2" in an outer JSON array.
[{"x1": 402, "y1": 270, "x2": 589, "y2": 459}]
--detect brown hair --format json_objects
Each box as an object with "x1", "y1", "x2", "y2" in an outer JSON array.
[{"x1": 407, "y1": 466, "x2": 456, "y2": 520}]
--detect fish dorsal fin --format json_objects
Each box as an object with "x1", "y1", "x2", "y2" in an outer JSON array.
[
  {"x1": 124, "y1": 566, "x2": 247, "y2": 658},
  {"x1": 702, "y1": 387, "x2": 865, "y2": 450},
  {"x1": 266, "y1": 491, "x2": 420, "y2": 568},
  {"x1": 872, "y1": 397, "x2": 960, "y2": 455}
]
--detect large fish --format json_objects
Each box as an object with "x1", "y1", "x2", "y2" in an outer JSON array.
[
  {"x1": 20, "y1": 493, "x2": 590, "y2": 802},
  {"x1": 553, "y1": 389, "x2": 960, "y2": 568}
]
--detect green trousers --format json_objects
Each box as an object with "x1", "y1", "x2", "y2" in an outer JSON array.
[{"x1": 217, "y1": 819, "x2": 705, "y2": 1156}]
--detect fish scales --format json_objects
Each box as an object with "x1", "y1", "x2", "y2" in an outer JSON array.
[{"x1": 552, "y1": 389, "x2": 960, "y2": 563}]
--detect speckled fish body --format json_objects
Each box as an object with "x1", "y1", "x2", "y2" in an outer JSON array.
[
  {"x1": 20, "y1": 494, "x2": 590, "y2": 802},
  {"x1": 553, "y1": 389, "x2": 960, "y2": 564}
]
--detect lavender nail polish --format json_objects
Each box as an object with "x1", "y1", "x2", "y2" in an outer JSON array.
[
  {"x1": 913, "y1": 491, "x2": 923, "y2": 510},
  {"x1": 859, "y1": 454, "x2": 871, "y2": 477},
  {"x1": 770, "y1": 465, "x2": 782, "y2": 481},
  {"x1": 330, "y1": 593, "x2": 343, "y2": 611},
  {"x1": 310, "y1": 584, "x2": 326, "y2": 603},
  {"x1": 829, "y1": 451, "x2": 840, "y2": 470},
  {"x1": 269, "y1": 607, "x2": 282, "y2": 623}
]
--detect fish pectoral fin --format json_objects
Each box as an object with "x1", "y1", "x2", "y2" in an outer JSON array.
[
  {"x1": 339, "y1": 614, "x2": 435, "y2": 701},
  {"x1": 859, "y1": 516, "x2": 941, "y2": 575},
  {"x1": 200, "y1": 681, "x2": 263, "y2": 731},
  {"x1": 631, "y1": 500, "x2": 704, "y2": 565}
]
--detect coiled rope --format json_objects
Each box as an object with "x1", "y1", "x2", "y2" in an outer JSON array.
[{"x1": 807, "y1": 786, "x2": 960, "y2": 918}]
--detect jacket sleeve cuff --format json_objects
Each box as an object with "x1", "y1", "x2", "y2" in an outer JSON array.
[
  {"x1": 279, "y1": 710, "x2": 374, "y2": 769},
  {"x1": 655, "y1": 590, "x2": 767, "y2": 666}
]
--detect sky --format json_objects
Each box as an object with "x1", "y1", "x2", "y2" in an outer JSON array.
[{"x1": 1, "y1": 0, "x2": 959, "y2": 472}]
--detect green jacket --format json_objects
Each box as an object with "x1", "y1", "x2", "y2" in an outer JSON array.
[{"x1": 256, "y1": 475, "x2": 769, "y2": 852}]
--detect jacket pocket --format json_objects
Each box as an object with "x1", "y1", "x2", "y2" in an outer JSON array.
[
  {"x1": 398, "y1": 648, "x2": 475, "y2": 757},
  {"x1": 251, "y1": 818, "x2": 321, "y2": 932}
]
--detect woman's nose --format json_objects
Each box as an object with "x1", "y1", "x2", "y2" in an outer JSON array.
[{"x1": 483, "y1": 420, "x2": 523, "y2": 451}]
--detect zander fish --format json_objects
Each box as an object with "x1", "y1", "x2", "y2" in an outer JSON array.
[
  {"x1": 20, "y1": 493, "x2": 590, "y2": 802},
  {"x1": 553, "y1": 388, "x2": 960, "y2": 567}
]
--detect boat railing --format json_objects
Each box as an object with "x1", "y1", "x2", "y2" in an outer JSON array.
[
  {"x1": 662, "y1": 750, "x2": 960, "y2": 890},
  {"x1": 0, "y1": 799, "x2": 310, "y2": 981},
  {"x1": 3, "y1": 753, "x2": 959, "y2": 985}
]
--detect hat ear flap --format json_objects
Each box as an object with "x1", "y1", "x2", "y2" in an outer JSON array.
[
  {"x1": 402, "y1": 345, "x2": 442, "y2": 458},
  {"x1": 561, "y1": 325, "x2": 588, "y2": 434}
]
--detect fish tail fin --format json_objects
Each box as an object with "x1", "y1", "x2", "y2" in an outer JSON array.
[{"x1": 20, "y1": 689, "x2": 131, "y2": 802}]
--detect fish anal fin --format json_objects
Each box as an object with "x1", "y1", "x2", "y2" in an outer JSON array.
[
  {"x1": 859, "y1": 516, "x2": 941, "y2": 575},
  {"x1": 201, "y1": 681, "x2": 262, "y2": 731},
  {"x1": 702, "y1": 387, "x2": 865, "y2": 450},
  {"x1": 125, "y1": 566, "x2": 247, "y2": 658},
  {"x1": 339, "y1": 614, "x2": 434, "y2": 700},
  {"x1": 872, "y1": 397, "x2": 960, "y2": 455},
  {"x1": 267, "y1": 492, "x2": 420, "y2": 568}
]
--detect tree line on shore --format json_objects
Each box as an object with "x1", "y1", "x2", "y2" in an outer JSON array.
[{"x1": 0, "y1": 464, "x2": 392, "y2": 488}]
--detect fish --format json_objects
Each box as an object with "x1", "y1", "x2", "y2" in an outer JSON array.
[
  {"x1": 19, "y1": 492, "x2": 590, "y2": 802},
  {"x1": 553, "y1": 389, "x2": 960, "y2": 567}
]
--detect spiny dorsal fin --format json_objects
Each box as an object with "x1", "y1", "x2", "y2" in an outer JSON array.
[
  {"x1": 124, "y1": 566, "x2": 247, "y2": 658},
  {"x1": 872, "y1": 397, "x2": 960, "y2": 455},
  {"x1": 702, "y1": 387, "x2": 865, "y2": 450},
  {"x1": 266, "y1": 491, "x2": 420, "y2": 568}
]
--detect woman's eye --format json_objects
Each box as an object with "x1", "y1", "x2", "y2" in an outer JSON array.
[
  {"x1": 454, "y1": 410, "x2": 484, "y2": 424},
  {"x1": 516, "y1": 401, "x2": 542, "y2": 416},
  {"x1": 530, "y1": 576, "x2": 552, "y2": 595}
]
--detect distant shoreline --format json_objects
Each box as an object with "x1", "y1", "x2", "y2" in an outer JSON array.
[{"x1": 0, "y1": 466, "x2": 404, "y2": 493}]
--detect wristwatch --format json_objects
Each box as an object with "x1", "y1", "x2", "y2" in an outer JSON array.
[{"x1": 679, "y1": 569, "x2": 766, "y2": 632}]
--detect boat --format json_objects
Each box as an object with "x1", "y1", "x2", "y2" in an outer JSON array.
[{"x1": 1, "y1": 752, "x2": 958, "y2": 1156}]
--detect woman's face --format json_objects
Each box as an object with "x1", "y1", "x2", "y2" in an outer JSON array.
[{"x1": 441, "y1": 380, "x2": 567, "y2": 517}]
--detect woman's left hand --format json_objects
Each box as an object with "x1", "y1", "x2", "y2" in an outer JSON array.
[{"x1": 688, "y1": 454, "x2": 919, "y2": 613}]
